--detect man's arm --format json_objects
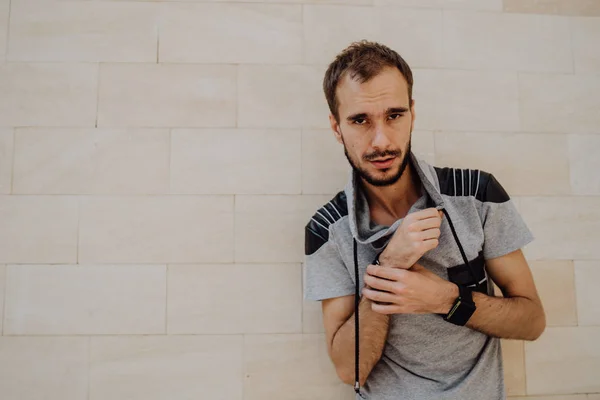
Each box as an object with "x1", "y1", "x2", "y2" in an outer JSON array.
[
  {"x1": 322, "y1": 293, "x2": 389, "y2": 386},
  {"x1": 316, "y1": 208, "x2": 444, "y2": 386},
  {"x1": 362, "y1": 249, "x2": 546, "y2": 341},
  {"x1": 463, "y1": 249, "x2": 546, "y2": 340}
]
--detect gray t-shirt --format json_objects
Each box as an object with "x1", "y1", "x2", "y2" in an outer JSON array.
[{"x1": 304, "y1": 154, "x2": 535, "y2": 400}]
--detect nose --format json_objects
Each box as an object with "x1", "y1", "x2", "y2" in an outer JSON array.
[{"x1": 371, "y1": 122, "x2": 393, "y2": 150}]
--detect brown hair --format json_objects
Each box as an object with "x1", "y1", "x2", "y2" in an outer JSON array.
[{"x1": 323, "y1": 40, "x2": 414, "y2": 122}]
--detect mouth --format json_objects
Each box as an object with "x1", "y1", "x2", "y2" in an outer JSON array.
[{"x1": 370, "y1": 157, "x2": 396, "y2": 170}]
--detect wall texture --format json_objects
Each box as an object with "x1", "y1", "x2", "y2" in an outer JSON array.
[{"x1": 0, "y1": 0, "x2": 599, "y2": 398}]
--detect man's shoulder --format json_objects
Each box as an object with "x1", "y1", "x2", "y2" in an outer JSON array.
[
  {"x1": 305, "y1": 190, "x2": 348, "y2": 256},
  {"x1": 433, "y1": 166, "x2": 510, "y2": 204}
]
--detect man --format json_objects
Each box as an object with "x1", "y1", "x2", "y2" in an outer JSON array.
[{"x1": 303, "y1": 40, "x2": 546, "y2": 400}]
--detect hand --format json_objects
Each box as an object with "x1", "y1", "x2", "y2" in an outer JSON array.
[
  {"x1": 379, "y1": 208, "x2": 443, "y2": 269},
  {"x1": 362, "y1": 263, "x2": 458, "y2": 315}
]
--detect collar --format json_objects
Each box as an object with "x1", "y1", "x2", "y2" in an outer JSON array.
[{"x1": 344, "y1": 152, "x2": 445, "y2": 243}]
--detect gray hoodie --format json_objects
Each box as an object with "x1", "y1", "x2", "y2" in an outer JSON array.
[{"x1": 304, "y1": 152, "x2": 534, "y2": 400}]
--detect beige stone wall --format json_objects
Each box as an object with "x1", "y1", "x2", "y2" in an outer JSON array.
[{"x1": 0, "y1": 0, "x2": 599, "y2": 398}]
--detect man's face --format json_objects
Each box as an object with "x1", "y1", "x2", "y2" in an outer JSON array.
[{"x1": 330, "y1": 66, "x2": 415, "y2": 187}]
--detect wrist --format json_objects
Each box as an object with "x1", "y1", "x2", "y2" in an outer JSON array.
[
  {"x1": 438, "y1": 282, "x2": 459, "y2": 314},
  {"x1": 377, "y1": 251, "x2": 410, "y2": 269}
]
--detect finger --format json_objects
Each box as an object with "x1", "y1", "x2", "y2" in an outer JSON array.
[
  {"x1": 419, "y1": 228, "x2": 441, "y2": 241},
  {"x1": 362, "y1": 288, "x2": 398, "y2": 304},
  {"x1": 364, "y1": 273, "x2": 397, "y2": 293},
  {"x1": 371, "y1": 302, "x2": 403, "y2": 315},
  {"x1": 409, "y1": 263, "x2": 424, "y2": 271},
  {"x1": 420, "y1": 238, "x2": 439, "y2": 252},
  {"x1": 410, "y1": 208, "x2": 440, "y2": 221},
  {"x1": 366, "y1": 264, "x2": 405, "y2": 281},
  {"x1": 410, "y1": 263, "x2": 432, "y2": 274},
  {"x1": 410, "y1": 215, "x2": 442, "y2": 232},
  {"x1": 410, "y1": 263, "x2": 439, "y2": 279}
]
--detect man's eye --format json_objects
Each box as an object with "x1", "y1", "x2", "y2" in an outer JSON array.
[
  {"x1": 353, "y1": 118, "x2": 367, "y2": 125},
  {"x1": 389, "y1": 113, "x2": 403, "y2": 120}
]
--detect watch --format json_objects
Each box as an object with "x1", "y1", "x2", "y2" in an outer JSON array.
[{"x1": 444, "y1": 284, "x2": 476, "y2": 326}]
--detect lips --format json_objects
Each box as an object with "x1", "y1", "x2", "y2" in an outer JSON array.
[{"x1": 370, "y1": 157, "x2": 396, "y2": 169}]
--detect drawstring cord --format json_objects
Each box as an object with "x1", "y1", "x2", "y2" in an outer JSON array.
[
  {"x1": 353, "y1": 238, "x2": 365, "y2": 398},
  {"x1": 352, "y1": 207, "x2": 475, "y2": 396}
]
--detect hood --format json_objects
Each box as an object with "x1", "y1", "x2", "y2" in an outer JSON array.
[{"x1": 344, "y1": 152, "x2": 446, "y2": 245}]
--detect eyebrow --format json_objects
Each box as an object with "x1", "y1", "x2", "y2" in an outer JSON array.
[{"x1": 346, "y1": 107, "x2": 409, "y2": 122}]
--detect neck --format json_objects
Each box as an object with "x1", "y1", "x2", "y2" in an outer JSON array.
[{"x1": 359, "y1": 159, "x2": 422, "y2": 221}]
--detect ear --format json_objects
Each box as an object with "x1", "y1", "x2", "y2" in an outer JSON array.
[
  {"x1": 329, "y1": 114, "x2": 344, "y2": 144},
  {"x1": 410, "y1": 98, "x2": 416, "y2": 132}
]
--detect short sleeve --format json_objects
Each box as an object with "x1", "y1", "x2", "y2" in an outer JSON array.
[
  {"x1": 304, "y1": 222, "x2": 355, "y2": 301},
  {"x1": 479, "y1": 174, "x2": 535, "y2": 260}
]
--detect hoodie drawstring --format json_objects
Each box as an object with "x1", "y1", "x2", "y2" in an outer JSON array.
[
  {"x1": 352, "y1": 207, "x2": 476, "y2": 397},
  {"x1": 353, "y1": 238, "x2": 364, "y2": 397}
]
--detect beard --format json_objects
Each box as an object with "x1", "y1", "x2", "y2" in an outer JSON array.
[{"x1": 343, "y1": 136, "x2": 412, "y2": 187}]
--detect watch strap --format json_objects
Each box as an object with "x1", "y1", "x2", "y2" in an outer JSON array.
[{"x1": 444, "y1": 285, "x2": 476, "y2": 326}]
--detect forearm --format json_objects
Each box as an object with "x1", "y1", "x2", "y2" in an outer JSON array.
[
  {"x1": 464, "y1": 292, "x2": 546, "y2": 340},
  {"x1": 331, "y1": 296, "x2": 390, "y2": 385}
]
